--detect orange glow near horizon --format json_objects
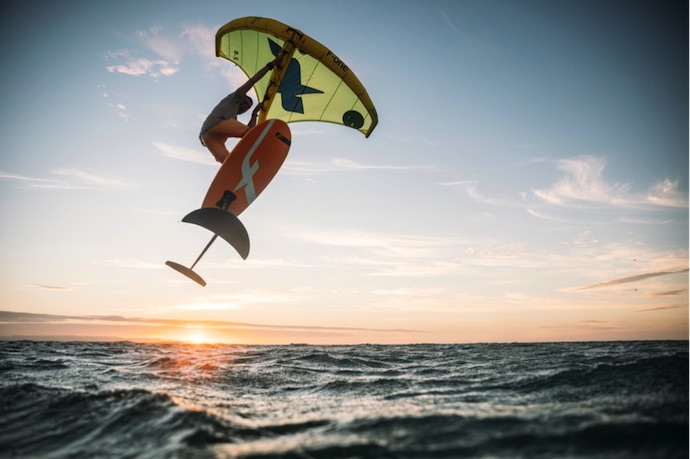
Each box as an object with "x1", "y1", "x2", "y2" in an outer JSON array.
[
  {"x1": 168, "y1": 326, "x2": 243, "y2": 345},
  {"x1": 182, "y1": 330, "x2": 208, "y2": 345}
]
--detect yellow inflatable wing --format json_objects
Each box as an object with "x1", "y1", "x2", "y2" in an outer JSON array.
[{"x1": 216, "y1": 17, "x2": 378, "y2": 138}]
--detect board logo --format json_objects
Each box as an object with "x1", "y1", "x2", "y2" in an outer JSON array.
[{"x1": 232, "y1": 121, "x2": 277, "y2": 205}]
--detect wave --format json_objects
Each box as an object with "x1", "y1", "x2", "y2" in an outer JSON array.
[
  {"x1": 0, "y1": 384, "x2": 234, "y2": 458},
  {"x1": 497, "y1": 352, "x2": 688, "y2": 395},
  {"x1": 0, "y1": 341, "x2": 686, "y2": 459}
]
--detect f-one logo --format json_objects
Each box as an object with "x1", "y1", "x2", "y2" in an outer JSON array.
[
  {"x1": 234, "y1": 149, "x2": 259, "y2": 205},
  {"x1": 233, "y1": 120, "x2": 275, "y2": 205},
  {"x1": 326, "y1": 50, "x2": 349, "y2": 73}
]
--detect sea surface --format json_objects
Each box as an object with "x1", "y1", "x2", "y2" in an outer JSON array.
[{"x1": 0, "y1": 341, "x2": 687, "y2": 458}]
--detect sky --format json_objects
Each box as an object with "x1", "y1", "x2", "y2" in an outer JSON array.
[{"x1": 0, "y1": 0, "x2": 687, "y2": 344}]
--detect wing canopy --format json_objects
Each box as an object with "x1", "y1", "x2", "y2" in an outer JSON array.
[{"x1": 216, "y1": 17, "x2": 378, "y2": 137}]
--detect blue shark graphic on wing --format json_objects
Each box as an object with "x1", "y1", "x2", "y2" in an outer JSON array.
[{"x1": 268, "y1": 39, "x2": 323, "y2": 114}]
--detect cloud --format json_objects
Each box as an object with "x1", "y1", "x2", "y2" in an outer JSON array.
[
  {"x1": 437, "y1": 8, "x2": 464, "y2": 36},
  {"x1": 440, "y1": 180, "x2": 523, "y2": 207},
  {"x1": 637, "y1": 303, "x2": 688, "y2": 312},
  {"x1": 645, "y1": 179, "x2": 688, "y2": 207},
  {"x1": 106, "y1": 57, "x2": 178, "y2": 78},
  {"x1": 100, "y1": 259, "x2": 165, "y2": 269},
  {"x1": 539, "y1": 320, "x2": 624, "y2": 331},
  {"x1": 644, "y1": 289, "x2": 688, "y2": 298},
  {"x1": 105, "y1": 25, "x2": 182, "y2": 79},
  {"x1": 577, "y1": 320, "x2": 624, "y2": 330},
  {"x1": 284, "y1": 227, "x2": 470, "y2": 277},
  {"x1": 367, "y1": 260, "x2": 462, "y2": 277},
  {"x1": 290, "y1": 227, "x2": 462, "y2": 259},
  {"x1": 465, "y1": 242, "x2": 527, "y2": 259},
  {"x1": 153, "y1": 142, "x2": 216, "y2": 166},
  {"x1": 0, "y1": 169, "x2": 131, "y2": 190},
  {"x1": 281, "y1": 158, "x2": 433, "y2": 176},
  {"x1": 0, "y1": 171, "x2": 68, "y2": 189},
  {"x1": 108, "y1": 102, "x2": 130, "y2": 120},
  {"x1": 0, "y1": 310, "x2": 423, "y2": 334},
  {"x1": 105, "y1": 24, "x2": 220, "y2": 80},
  {"x1": 533, "y1": 156, "x2": 629, "y2": 205},
  {"x1": 52, "y1": 168, "x2": 130, "y2": 189},
  {"x1": 526, "y1": 208, "x2": 571, "y2": 222},
  {"x1": 135, "y1": 27, "x2": 182, "y2": 64},
  {"x1": 575, "y1": 269, "x2": 689, "y2": 291},
  {"x1": 331, "y1": 158, "x2": 434, "y2": 172},
  {"x1": 281, "y1": 160, "x2": 336, "y2": 175},
  {"x1": 533, "y1": 156, "x2": 688, "y2": 208},
  {"x1": 27, "y1": 285, "x2": 71, "y2": 292},
  {"x1": 180, "y1": 24, "x2": 216, "y2": 60}
]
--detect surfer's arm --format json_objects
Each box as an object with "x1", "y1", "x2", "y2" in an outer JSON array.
[
  {"x1": 246, "y1": 104, "x2": 263, "y2": 131},
  {"x1": 236, "y1": 55, "x2": 283, "y2": 95}
]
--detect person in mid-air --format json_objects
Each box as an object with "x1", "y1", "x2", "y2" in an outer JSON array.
[{"x1": 200, "y1": 54, "x2": 283, "y2": 163}]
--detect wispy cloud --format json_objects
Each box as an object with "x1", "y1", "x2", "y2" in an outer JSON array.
[
  {"x1": 105, "y1": 27, "x2": 180, "y2": 80},
  {"x1": 540, "y1": 320, "x2": 624, "y2": 331},
  {"x1": 100, "y1": 259, "x2": 165, "y2": 269},
  {"x1": 27, "y1": 285, "x2": 72, "y2": 292},
  {"x1": 104, "y1": 24, "x2": 222, "y2": 80},
  {"x1": 645, "y1": 179, "x2": 688, "y2": 207},
  {"x1": 465, "y1": 242, "x2": 527, "y2": 259},
  {"x1": 282, "y1": 158, "x2": 434, "y2": 175},
  {"x1": 441, "y1": 180, "x2": 517, "y2": 206},
  {"x1": 52, "y1": 168, "x2": 130, "y2": 189},
  {"x1": 0, "y1": 310, "x2": 423, "y2": 334},
  {"x1": 577, "y1": 320, "x2": 624, "y2": 330},
  {"x1": 290, "y1": 227, "x2": 462, "y2": 259},
  {"x1": 437, "y1": 8, "x2": 464, "y2": 36},
  {"x1": 180, "y1": 24, "x2": 216, "y2": 59},
  {"x1": 533, "y1": 156, "x2": 688, "y2": 208},
  {"x1": 575, "y1": 269, "x2": 689, "y2": 291},
  {"x1": 526, "y1": 208, "x2": 571, "y2": 222},
  {"x1": 167, "y1": 288, "x2": 307, "y2": 310},
  {"x1": 284, "y1": 227, "x2": 471, "y2": 277},
  {"x1": 637, "y1": 303, "x2": 688, "y2": 312},
  {"x1": 367, "y1": 260, "x2": 462, "y2": 277},
  {"x1": 331, "y1": 158, "x2": 434, "y2": 172},
  {"x1": 153, "y1": 142, "x2": 216, "y2": 166},
  {"x1": 644, "y1": 289, "x2": 688, "y2": 298},
  {"x1": 0, "y1": 169, "x2": 131, "y2": 190},
  {"x1": 109, "y1": 102, "x2": 130, "y2": 120},
  {"x1": 0, "y1": 171, "x2": 68, "y2": 189},
  {"x1": 106, "y1": 58, "x2": 178, "y2": 77}
]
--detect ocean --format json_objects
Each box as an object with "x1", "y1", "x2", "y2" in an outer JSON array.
[{"x1": 0, "y1": 341, "x2": 687, "y2": 458}]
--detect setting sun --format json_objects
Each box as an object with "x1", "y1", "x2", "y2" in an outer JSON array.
[
  {"x1": 171, "y1": 326, "x2": 241, "y2": 345},
  {"x1": 178, "y1": 326, "x2": 212, "y2": 344},
  {"x1": 185, "y1": 332, "x2": 208, "y2": 345}
]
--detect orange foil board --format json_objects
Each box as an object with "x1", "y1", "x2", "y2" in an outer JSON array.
[{"x1": 203, "y1": 119, "x2": 291, "y2": 216}]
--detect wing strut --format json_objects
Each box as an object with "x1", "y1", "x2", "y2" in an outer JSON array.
[{"x1": 257, "y1": 40, "x2": 296, "y2": 123}]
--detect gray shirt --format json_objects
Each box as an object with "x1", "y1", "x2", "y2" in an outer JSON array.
[{"x1": 199, "y1": 91, "x2": 244, "y2": 144}]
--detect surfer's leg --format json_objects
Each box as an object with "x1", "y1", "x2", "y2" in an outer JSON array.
[
  {"x1": 211, "y1": 118, "x2": 249, "y2": 138},
  {"x1": 202, "y1": 119, "x2": 249, "y2": 163},
  {"x1": 203, "y1": 135, "x2": 231, "y2": 163}
]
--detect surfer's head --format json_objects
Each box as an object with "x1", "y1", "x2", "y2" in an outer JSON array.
[{"x1": 238, "y1": 96, "x2": 253, "y2": 114}]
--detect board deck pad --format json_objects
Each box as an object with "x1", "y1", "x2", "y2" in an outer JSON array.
[{"x1": 203, "y1": 119, "x2": 291, "y2": 216}]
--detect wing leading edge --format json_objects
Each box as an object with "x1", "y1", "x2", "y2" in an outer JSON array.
[{"x1": 216, "y1": 16, "x2": 378, "y2": 138}]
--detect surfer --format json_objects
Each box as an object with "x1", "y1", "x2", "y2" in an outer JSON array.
[{"x1": 200, "y1": 54, "x2": 283, "y2": 163}]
